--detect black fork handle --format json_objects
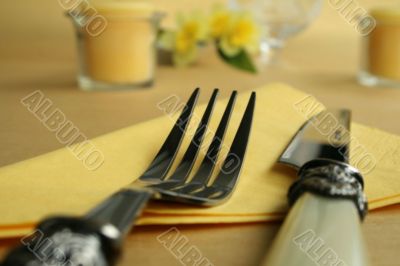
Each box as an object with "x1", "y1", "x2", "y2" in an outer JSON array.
[
  {"x1": 86, "y1": 189, "x2": 153, "y2": 236},
  {"x1": 1, "y1": 189, "x2": 152, "y2": 266}
]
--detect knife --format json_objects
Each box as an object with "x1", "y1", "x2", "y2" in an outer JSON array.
[{"x1": 263, "y1": 109, "x2": 369, "y2": 266}]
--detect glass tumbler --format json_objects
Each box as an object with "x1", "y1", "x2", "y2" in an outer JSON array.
[
  {"x1": 359, "y1": 8, "x2": 400, "y2": 88},
  {"x1": 68, "y1": 3, "x2": 163, "y2": 91}
]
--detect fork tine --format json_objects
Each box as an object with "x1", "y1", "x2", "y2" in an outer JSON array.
[
  {"x1": 192, "y1": 92, "x2": 256, "y2": 201},
  {"x1": 160, "y1": 89, "x2": 219, "y2": 183},
  {"x1": 210, "y1": 92, "x2": 256, "y2": 189},
  {"x1": 175, "y1": 91, "x2": 237, "y2": 193},
  {"x1": 139, "y1": 88, "x2": 199, "y2": 182}
]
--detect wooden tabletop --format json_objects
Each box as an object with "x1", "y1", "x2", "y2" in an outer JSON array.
[{"x1": 1, "y1": 0, "x2": 400, "y2": 265}]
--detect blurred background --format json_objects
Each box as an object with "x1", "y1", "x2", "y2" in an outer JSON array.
[{"x1": 0, "y1": 0, "x2": 399, "y2": 165}]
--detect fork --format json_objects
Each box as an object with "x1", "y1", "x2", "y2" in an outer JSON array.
[{"x1": 1, "y1": 88, "x2": 256, "y2": 266}]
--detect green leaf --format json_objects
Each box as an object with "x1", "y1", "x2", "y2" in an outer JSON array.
[{"x1": 217, "y1": 47, "x2": 257, "y2": 74}]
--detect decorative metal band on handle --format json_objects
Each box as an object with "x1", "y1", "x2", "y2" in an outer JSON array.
[
  {"x1": 1, "y1": 189, "x2": 152, "y2": 266},
  {"x1": 1, "y1": 217, "x2": 121, "y2": 266},
  {"x1": 288, "y1": 159, "x2": 368, "y2": 220}
]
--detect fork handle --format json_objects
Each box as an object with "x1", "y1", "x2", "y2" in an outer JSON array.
[
  {"x1": 0, "y1": 216, "x2": 120, "y2": 266},
  {"x1": 263, "y1": 193, "x2": 369, "y2": 266},
  {"x1": 86, "y1": 189, "x2": 153, "y2": 237},
  {"x1": 1, "y1": 189, "x2": 152, "y2": 266}
]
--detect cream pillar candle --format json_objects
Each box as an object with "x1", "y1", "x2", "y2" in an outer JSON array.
[
  {"x1": 71, "y1": 1, "x2": 162, "y2": 90},
  {"x1": 359, "y1": 7, "x2": 400, "y2": 87}
]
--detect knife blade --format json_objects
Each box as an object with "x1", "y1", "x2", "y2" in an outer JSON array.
[
  {"x1": 279, "y1": 109, "x2": 350, "y2": 167},
  {"x1": 263, "y1": 109, "x2": 369, "y2": 266}
]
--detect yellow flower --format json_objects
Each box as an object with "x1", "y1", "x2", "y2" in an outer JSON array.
[
  {"x1": 176, "y1": 11, "x2": 208, "y2": 43},
  {"x1": 175, "y1": 21, "x2": 200, "y2": 54},
  {"x1": 159, "y1": 29, "x2": 198, "y2": 67},
  {"x1": 160, "y1": 11, "x2": 208, "y2": 67},
  {"x1": 209, "y1": 7, "x2": 232, "y2": 38},
  {"x1": 173, "y1": 45, "x2": 198, "y2": 67},
  {"x1": 219, "y1": 13, "x2": 260, "y2": 57}
]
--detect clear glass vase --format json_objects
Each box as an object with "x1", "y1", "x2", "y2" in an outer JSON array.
[{"x1": 229, "y1": 0, "x2": 323, "y2": 66}]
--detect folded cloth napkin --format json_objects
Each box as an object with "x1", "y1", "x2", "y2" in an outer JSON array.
[{"x1": 1, "y1": 83, "x2": 400, "y2": 238}]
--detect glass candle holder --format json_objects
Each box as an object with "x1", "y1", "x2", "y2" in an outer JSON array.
[
  {"x1": 359, "y1": 8, "x2": 400, "y2": 88},
  {"x1": 69, "y1": 2, "x2": 163, "y2": 91}
]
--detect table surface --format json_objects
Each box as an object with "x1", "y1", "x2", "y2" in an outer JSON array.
[{"x1": 1, "y1": 0, "x2": 400, "y2": 265}]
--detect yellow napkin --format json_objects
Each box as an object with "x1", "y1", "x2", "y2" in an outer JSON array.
[{"x1": 1, "y1": 83, "x2": 400, "y2": 238}]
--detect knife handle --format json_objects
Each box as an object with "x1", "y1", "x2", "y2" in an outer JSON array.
[
  {"x1": 263, "y1": 192, "x2": 369, "y2": 266},
  {"x1": 0, "y1": 216, "x2": 121, "y2": 266}
]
